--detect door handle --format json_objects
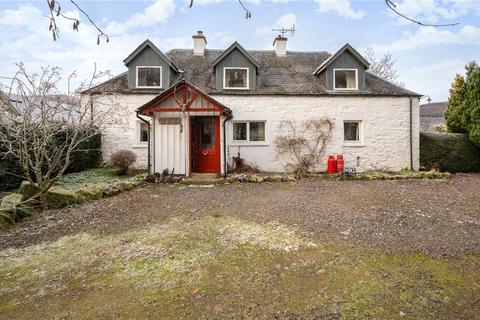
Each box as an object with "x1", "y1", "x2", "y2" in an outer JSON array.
[{"x1": 202, "y1": 151, "x2": 208, "y2": 156}]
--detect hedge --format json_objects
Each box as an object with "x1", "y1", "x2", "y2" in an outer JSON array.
[
  {"x1": 0, "y1": 131, "x2": 102, "y2": 191},
  {"x1": 420, "y1": 132, "x2": 480, "y2": 173}
]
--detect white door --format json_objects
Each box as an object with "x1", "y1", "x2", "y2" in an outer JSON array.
[{"x1": 154, "y1": 118, "x2": 186, "y2": 174}]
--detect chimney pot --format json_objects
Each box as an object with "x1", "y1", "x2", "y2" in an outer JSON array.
[
  {"x1": 193, "y1": 31, "x2": 207, "y2": 56},
  {"x1": 273, "y1": 35, "x2": 287, "y2": 56}
]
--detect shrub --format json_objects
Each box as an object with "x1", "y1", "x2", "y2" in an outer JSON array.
[
  {"x1": 0, "y1": 130, "x2": 102, "y2": 191},
  {"x1": 420, "y1": 132, "x2": 480, "y2": 173},
  {"x1": 110, "y1": 150, "x2": 137, "y2": 175},
  {"x1": 65, "y1": 132, "x2": 102, "y2": 173}
]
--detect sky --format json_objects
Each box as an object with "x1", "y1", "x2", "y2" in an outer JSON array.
[{"x1": 0, "y1": 0, "x2": 479, "y2": 101}]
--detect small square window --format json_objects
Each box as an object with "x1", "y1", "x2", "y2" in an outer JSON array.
[
  {"x1": 137, "y1": 67, "x2": 161, "y2": 88},
  {"x1": 233, "y1": 122, "x2": 247, "y2": 140},
  {"x1": 140, "y1": 122, "x2": 149, "y2": 142},
  {"x1": 334, "y1": 69, "x2": 357, "y2": 90},
  {"x1": 224, "y1": 68, "x2": 248, "y2": 89},
  {"x1": 249, "y1": 122, "x2": 265, "y2": 142},
  {"x1": 344, "y1": 121, "x2": 360, "y2": 141}
]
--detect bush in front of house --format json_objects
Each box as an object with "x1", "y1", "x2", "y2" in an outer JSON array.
[
  {"x1": 110, "y1": 150, "x2": 137, "y2": 175},
  {"x1": 0, "y1": 129, "x2": 102, "y2": 191},
  {"x1": 65, "y1": 132, "x2": 102, "y2": 174},
  {"x1": 420, "y1": 132, "x2": 480, "y2": 173}
]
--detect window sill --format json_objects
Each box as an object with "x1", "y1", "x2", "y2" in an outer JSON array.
[
  {"x1": 343, "y1": 141, "x2": 365, "y2": 147},
  {"x1": 133, "y1": 143, "x2": 148, "y2": 148},
  {"x1": 229, "y1": 141, "x2": 269, "y2": 147}
]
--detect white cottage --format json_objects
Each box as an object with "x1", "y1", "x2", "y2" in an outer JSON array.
[{"x1": 83, "y1": 32, "x2": 421, "y2": 176}]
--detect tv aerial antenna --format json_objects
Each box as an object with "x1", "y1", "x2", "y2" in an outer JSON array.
[{"x1": 272, "y1": 24, "x2": 296, "y2": 37}]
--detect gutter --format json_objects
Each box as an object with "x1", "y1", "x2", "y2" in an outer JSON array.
[
  {"x1": 222, "y1": 109, "x2": 233, "y2": 178},
  {"x1": 136, "y1": 111, "x2": 151, "y2": 173},
  {"x1": 409, "y1": 98, "x2": 413, "y2": 170}
]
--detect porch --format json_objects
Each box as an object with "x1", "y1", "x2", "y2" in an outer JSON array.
[{"x1": 137, "y1": 80, "x2": 231, "y2": 177}]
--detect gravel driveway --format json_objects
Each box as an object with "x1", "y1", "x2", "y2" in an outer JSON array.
[{"x1": 2, "y1": 174, "x2": 480, "y2": 256}]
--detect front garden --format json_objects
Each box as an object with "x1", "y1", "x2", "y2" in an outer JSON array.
[
  {"x1": 1, "y1": 175, "x2": 479, "y2": 319},
  {"x1": 0, "y1": 167, "x2": 146, "y2": 224}
]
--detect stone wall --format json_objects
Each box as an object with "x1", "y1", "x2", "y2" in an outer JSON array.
[
  {"x1": 213, "y1": 95, "x2": 420, "y2": 172},
  {"x1": 90, "y1": 93, "x2": 420, "y2": 173},
  {"x1": 89, "y1": 94, "x2": 156, "y2": 168}
]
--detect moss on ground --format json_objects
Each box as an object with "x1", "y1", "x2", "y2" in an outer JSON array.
[
  {"x1": 55, "y1": 167, "x2": 146, "y2": 190},
  {"x1": 0, "y1": 216, "x2": 478, "y2": 319}
]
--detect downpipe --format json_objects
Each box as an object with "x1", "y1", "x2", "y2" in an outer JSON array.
[
  {"x1": 222, "y1": 110, "x2": 233, "y2": 178},
  {"x1": 409, "y1": 98, "x2": 413, "y2": 170}
]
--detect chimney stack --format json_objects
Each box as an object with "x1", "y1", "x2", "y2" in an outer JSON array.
[
  {"x1": 273, "y1": 35, "x2": 287, "y2": 56},
  {"x1": 192, "y1": 31, "x2": 207, "y2": 56}
]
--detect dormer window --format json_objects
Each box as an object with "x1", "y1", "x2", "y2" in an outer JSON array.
[
  {"x1": 334, "y1": 68, "x2": 358, "y2": 90},
  {"x1": 223, "y1": 67, "x2": 249, "y2": 90},
  {"x1": 136, "y1": 66, "x2": 162, "y2": 88}
]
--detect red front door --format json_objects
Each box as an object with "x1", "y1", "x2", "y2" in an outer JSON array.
[{"x1": 191, "y1": 116, "x2": 221, "y2": 174}]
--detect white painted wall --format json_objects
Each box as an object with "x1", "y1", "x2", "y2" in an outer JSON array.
[
  {"x1": 213, "y1": 95, "x2": 420, "y2": 172},
  {"x1": 91, "y1": 93, "x2": 420, "y2": 173},
  {"x1": 89, "y1": 94, "x2": 156, "y2": 168}
]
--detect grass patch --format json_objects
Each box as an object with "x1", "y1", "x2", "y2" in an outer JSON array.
[
  {"x1": 0, "y1": 216, "x2": 478, "y2": 319},
  {"x1": 55, "y1": 167, "x2": 146, "y2": 190}
]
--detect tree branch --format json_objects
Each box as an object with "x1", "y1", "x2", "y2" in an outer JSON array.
[
  {"x1": 46, "y1": 0, "x2": 109, "y2": 44},
  {"x1": 385, "y1": 0, "x2": 459, "y2": 27}
]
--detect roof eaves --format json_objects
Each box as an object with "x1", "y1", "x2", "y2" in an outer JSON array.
[
  {"x1": 79, "y1": 71, "x2": 127, "y2": 95},
  {"x1": 123, "y1": 39, "x2": 179, "y2": 72},
  {"x1": 211, "y1": 41, "x2": 260, "y2": 69},
  {"x1": 313, "y1": 43, "x2": 370, "y2": 75},
  {"x1": 137, "y1": 78, "x2": 229, "y2": 113}
]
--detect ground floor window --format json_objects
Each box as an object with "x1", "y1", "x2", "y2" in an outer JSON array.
[
  {"x1": 344, "y1": 121, "x2": 361, "y2": 141},
  {"x1": 138, "y1": 121, "x2": 149, "y2": 143},
  {"x1": 233, "y1": 121, "x2": 265, "y2": 142}
]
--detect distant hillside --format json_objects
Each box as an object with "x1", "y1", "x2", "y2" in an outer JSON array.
[{"x1": 420, "y1": 101, "x2": 446, "y2": 132}]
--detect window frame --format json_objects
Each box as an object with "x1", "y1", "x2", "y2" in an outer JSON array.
[
  {"x1": 231, "y1": 120, "x2": 266, "y2": 144},
  {"x1": 333, "y1": 68, "x2": 358, "y2": 91},
  {"x1": 136, "y1": 66, "x2": 162, "y2": 89},
  {"x1": 223, "y1": 67, "x2": 250, "y2": 90},
  {"x1": 134, "y1": 120, "x2": 150, "y2": 148},
  {"x1": 343, "y1": 120, "x2": 364, "y2": 147}
]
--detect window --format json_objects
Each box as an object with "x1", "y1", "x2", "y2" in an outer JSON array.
[
  {"x1": 249, "y1": 122, "x2": 265, "y2": 141},
  {"x1": 344, "y1": 121, "x2": 360, "y2": 141},
  {"x1": 223, "y1": 68, "x2": 249, "y2": 89},
  {"x1": 233, "y1": 122, "x2": 247, "y2": 141},
  {"x1": 233, "y1": 121, "x2": 265, "y2": 142},
  {"x1": 136, "y1": 66, "x2": 162, "y2": 88},
  {"x1": 334, "y1": 69, "x2": 357, "y2": 90},
  {"x1": 139, "y1": 122, "x2": 149, "y2": 142}
]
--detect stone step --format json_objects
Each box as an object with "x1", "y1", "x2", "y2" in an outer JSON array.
[
  {"x1": 184, "y1": 173, "x2": 224, "y2": 185},
  {"x1": 189, "y1": 173, "x2": 219, "y2": 181}
]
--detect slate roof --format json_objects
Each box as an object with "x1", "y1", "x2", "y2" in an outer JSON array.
[{"x1": 84, "y1": 49, "x2": 421, "y2": 97}]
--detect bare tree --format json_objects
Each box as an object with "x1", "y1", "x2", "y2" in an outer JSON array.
[
  {"x1": 0, "y1": 63, "x2": 118, "y2": 209},
  {"x1": 364, "y1": 47, "x2": 405, "y2": 87},
  {"x1": 274, "y1": 117, "x2": 333, "y2": 176}
]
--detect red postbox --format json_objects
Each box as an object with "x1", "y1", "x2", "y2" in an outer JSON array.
[
  {"x1": 336, "y1": 155, "x2": 344, "y2": 173},
  {"x1": 327, "y1": 155, "x2": 337, "y2": 174}
]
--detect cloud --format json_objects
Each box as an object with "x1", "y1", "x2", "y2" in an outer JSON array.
[
  {"x1": 388, "y1": 0, "x2": 480, "y2": 25},
  {"x1": 315, "y1": 0, "x2": 365, "y2": 19},
  {"x1": 0, "y1": 2, "x2": 183, "y2": 93},
  {"x1": 401, "y1": 58, "x2": 467, "y2": 100},
  {"x1": 105, "y1": 0, "x2": 175, "y2": 35},
  {"x1": 369, "y1": 25, "x2": 480, "y2": 52},
  {"x1": 212, "y1": 32, "x2": 235, "y2": 46}
]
